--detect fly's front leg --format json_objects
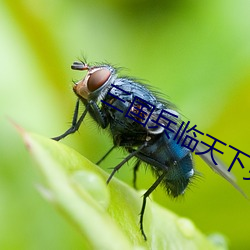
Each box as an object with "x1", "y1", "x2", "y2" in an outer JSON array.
[
  {"x1": 52, "y1": 99, "x2": 108, "y2": 141},
  {"x1": 89, "y1": 100, "x2": 108, "y2": 129},
  {"x1": 52, "y1": 99, "x2": 89, "y2": 141}
]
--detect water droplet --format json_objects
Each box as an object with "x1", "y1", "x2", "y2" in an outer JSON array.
[
  {"x1": 177, "y1": 217, "x2": 196, "y2": 238},
  {"x1": 71, "y1": 170, "x2": 110, "y2": 209}
]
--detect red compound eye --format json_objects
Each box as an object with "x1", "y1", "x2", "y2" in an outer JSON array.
[{"x1": 87, "y1": 68, "x2": 111, "y2": 92}]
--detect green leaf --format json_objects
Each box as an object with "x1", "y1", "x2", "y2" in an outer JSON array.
[{"x1": 19, "y1": 128, "x2": 227, "y2": 250}]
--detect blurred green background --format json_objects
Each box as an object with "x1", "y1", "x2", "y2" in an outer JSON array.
[{"x1": 1, "y1": 0, "x2": 250, "y2": 249}]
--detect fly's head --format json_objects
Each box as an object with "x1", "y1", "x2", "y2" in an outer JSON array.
[{"x1": 72, "y1": 61, "x2": 116, "y2": 101}]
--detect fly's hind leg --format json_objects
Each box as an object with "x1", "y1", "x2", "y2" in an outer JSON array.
[
  {"x1": 140, "y1": 172, "x2": 166, "y2": 240},
  {"x1": 133, "y1": 160, "x2": 141, "y2": 189}
]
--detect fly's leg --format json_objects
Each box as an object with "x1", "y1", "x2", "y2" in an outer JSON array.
[
  {"x1": 140, "y1": 172, "x2": 166, "y2": 240},
  {"x1": 133, "y1": 160, "x2": 141, "y2": 189},
  {"x1": 52, "y1": 99, "x2": 108, "y2": 141},
  {"x1": 107, "y1": 143, "x2": 147, "y2": 184},
  {"x1": 96, "y1": 145, "x2": 116, "y2": 165},
  {"x1": 52, "y1": 99, "x2": 89, "y2": 141},
  {"x1": 89, "y1": 100, "x2": 107, "y2": 129},
  {"x1": 98, "y1": 148, "x2": 141, "y2": 188}
]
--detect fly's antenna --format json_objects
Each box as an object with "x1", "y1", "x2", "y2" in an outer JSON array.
[{"x1": 71, "y1": 61, "x2": 89, "y2": 71}]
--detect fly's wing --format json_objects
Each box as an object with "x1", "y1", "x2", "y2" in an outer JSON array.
[{"x1": 195, "y1": 144, "x2": 248, "y2": 199}]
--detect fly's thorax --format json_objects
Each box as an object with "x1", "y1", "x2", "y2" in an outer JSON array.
[{"x1": 73, "y1": 64, "x2": 117, "y2": 102}]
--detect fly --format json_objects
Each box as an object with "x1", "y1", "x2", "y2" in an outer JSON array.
[{"x1": 52, "y1": 60, "x2": 245, "y2": 240}]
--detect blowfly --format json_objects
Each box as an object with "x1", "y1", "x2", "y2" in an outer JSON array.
[{"x1": 52, "y1": 60, "x2": 245, "y2": 240}]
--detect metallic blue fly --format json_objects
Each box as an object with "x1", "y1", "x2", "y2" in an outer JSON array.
[{"x1": 52, "y1": 60, "x2": 245, "y2": 240}]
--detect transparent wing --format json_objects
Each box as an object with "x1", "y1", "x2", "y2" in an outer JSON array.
[{"x1": 195, "y1": 143, "x2": 248, "y2": 199}]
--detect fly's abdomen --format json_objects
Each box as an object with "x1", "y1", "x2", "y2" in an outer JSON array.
[
  {"x1": 164, "y1": 153, "x2": 193, "y2": 197},
  {"x1": 137, "y1": 132, "x2": 194, "y2": 197}
]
